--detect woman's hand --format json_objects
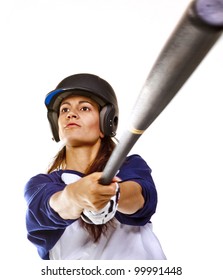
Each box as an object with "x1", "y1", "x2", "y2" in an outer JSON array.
[{"x1": 49, "y1": 172, "x2": 118, "y2": 220}]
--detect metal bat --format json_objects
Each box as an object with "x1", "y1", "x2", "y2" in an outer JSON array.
[{"x1": 100, "y1": 0, "x2": 223, "y2": 185}]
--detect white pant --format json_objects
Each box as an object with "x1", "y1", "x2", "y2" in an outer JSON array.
[{"x1": 49, "y1": 220, "x2": 166, "y2": 260}]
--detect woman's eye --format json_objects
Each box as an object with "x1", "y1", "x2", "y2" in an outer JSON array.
[
  {"x1": 61, "y1": 107, "x2": 70, "y2": 113},
  {"x1": 80, "y1": 106, "x2": 91, "y2": 112}
]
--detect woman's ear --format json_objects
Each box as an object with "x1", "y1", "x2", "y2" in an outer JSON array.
[{"x1": 100, "y1": 131, "x2": 105, "y2": 138}]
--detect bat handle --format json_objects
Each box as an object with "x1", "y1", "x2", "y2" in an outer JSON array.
[{"x1": 99, "y1": 130, "x2": 142, "y2": 185}]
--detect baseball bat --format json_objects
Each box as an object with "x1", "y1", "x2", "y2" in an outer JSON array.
[{"x1": 100, "y1": 0, "x2": 223, "y2": 185}]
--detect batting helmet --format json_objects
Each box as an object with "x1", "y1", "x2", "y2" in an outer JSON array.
[{"x1": 45, "y1": 73, "x2": 119, "y2": 142}]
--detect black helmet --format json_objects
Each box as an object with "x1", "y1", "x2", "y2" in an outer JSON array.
[{"x1": 45, "y1": 73, "x2": 119, "y2": 142}]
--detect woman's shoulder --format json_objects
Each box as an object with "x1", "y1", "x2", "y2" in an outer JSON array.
[
  {"x1": 24, "y1": 169, "x2": 83, "y2": 201},
  {"x1": 125, "y1": 154, "x2": 144, "y2": 161},
  {"x1": 117, "y1": 154, "x2": 152, "y2": 179},
  {"x1": 124, "y1": 154, "x2": 151, "y2": 169},
  {"x1": 26, "y1": 170, "x2": 62, "y2": 184},
  {"x1": 26, "y1": 169, "x2": 83, "y2": 185}
]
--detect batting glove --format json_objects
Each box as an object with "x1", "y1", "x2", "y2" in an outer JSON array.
[{"x1": 81, "y1": 183, "x2": 120, "y2": 225}]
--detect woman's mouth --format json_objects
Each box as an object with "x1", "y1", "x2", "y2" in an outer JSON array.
[{"x1": 65, "y1": 122, "x2": 81, "y2": 128}]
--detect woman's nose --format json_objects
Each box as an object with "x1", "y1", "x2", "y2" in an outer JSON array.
[{"x1": 66, "y1": 111, "x2": 79, "y2": 119}]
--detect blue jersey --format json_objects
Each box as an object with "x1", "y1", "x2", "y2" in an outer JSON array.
[{"x1": 24, "y1": 154, "x2": 158, "y2": 260}]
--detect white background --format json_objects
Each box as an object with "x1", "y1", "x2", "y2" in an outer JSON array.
[{"x1": 1, "y1": 0, "x2": 222, "y2": 278}]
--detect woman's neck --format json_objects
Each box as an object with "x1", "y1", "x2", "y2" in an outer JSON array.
[{"x1": 64, "y1": 140, "x2": 101, "y2": 173}]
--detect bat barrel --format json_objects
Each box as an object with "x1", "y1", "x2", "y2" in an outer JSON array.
[
  {"x1": 130, "y1": 0, "x2": 223, "y2": 132},
  {"x1": 100, "y1": 0, "x2": 223, "y2": 185}
]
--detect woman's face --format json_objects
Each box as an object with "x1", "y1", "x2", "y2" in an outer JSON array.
[{"x1": 58, "y1": 95, "x2": 104, "y2": 146}]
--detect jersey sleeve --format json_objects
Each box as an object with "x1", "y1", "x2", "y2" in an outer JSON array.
[
  {"x1": 24, "y1": 172, "x2": 76, "y2": 259},
  {"x1": 115, "y1": 154, "x2": 158, "y2": 226}
]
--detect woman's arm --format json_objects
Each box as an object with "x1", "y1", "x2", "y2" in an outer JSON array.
[
  {"x1": 114, "y1": 154, "x2": 158, "y2": 226},
  {"x1": 118, "y1": 181, "x2": 144, "y2": 214}
]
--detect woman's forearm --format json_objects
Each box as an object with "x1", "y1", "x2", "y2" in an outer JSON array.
[
  {"x1": 49, "y1": 186, "x2": 83, "y2": 220},
  {"x1": 117, "y1": 181, "x2": 144, "y2": 214}
]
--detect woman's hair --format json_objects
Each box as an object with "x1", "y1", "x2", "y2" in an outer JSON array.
[{"x1": 47, "y1": 136, "x2": 116, "y2": 242}]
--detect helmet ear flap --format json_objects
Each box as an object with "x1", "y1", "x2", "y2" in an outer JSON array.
[
  {"x1": 47, "y1": 111, "x2": 60, "y2": 142},
  {"x1": 100, "y1": 105, "x2": 118, "y2": 137}
]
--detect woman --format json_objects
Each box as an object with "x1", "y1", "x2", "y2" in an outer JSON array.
[{"x1": 24, "y1": 73, "x2": 166, "y2": 260}]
